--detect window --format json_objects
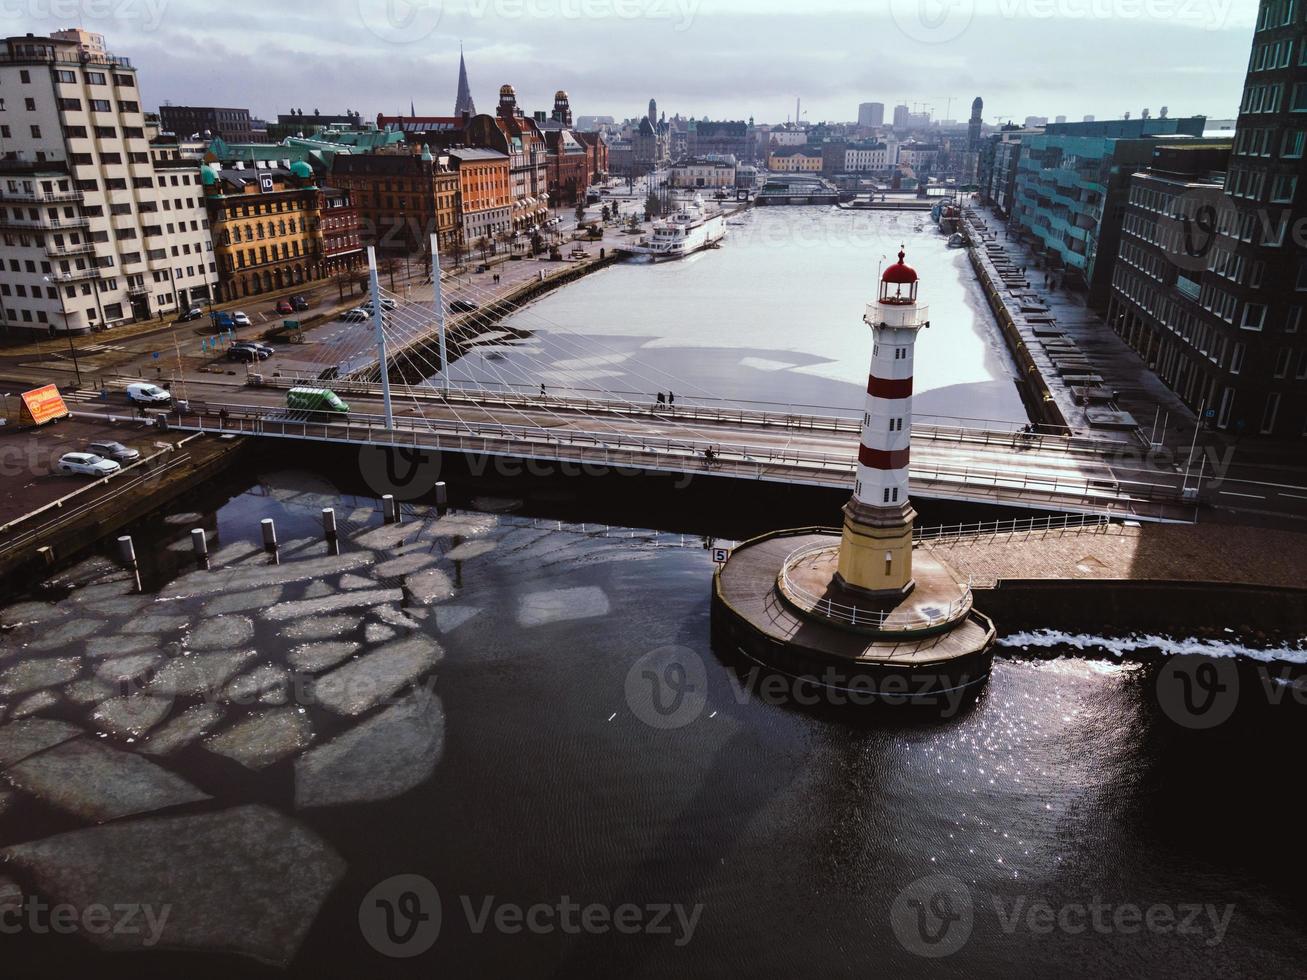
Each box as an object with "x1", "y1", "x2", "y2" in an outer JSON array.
[
  {"x1": 119, "y1": 101, "x2": 139, "y2": 113},
  {"x1": 89, "y1": 100, "x2": 111, "y2": 112},
  {"x1": 1272, "y1": 174, "x2": 1298, "y2": 202},
  {"x1": 64, "y1": 125, "x2": 88, "y2": 139},
  {"x1": 29, "y1": 125, "x2": 41, "y2": 139},
  {"x1": 1274, "y1": 347, "x2": 1292, "y2": 378},
  {"x1": 55, "y1": 69, "x2": 76, "y2": 83},
  {"x1": 57, "y1": 98, "x2": 81, "y2": 111},
  {"x1": 1241, "y1": 304, "x2": 1267, "y2": 331},
  {"x1": 1261, "y1": 393, "x2": 1281, "y2": 435},
  {"x1": 24, "y1": 98, "x2": 35, "y2": 111},
  {"x1": 85, "y1": 71, "x2": 107, "y2": 85},
  {"x1": 1283, "y1": 130, "x2": 1306, "y2": 158}
]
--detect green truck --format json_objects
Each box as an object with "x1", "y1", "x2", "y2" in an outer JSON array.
[{"x1": 287, "y1": 387, "x2": 350, "y2": 415}]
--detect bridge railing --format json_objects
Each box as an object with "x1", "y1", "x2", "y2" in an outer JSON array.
[
  {"x1": 165, "y1": 403, "x2": 1185, "y2": 510},
  {"x1": 913, "y1": 513, "x2": 1114, "y2": 544},
  {"x1": 779, "y1": 540, "x2": 973, "y2": 631}
]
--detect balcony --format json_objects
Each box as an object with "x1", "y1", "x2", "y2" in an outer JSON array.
[
  {"x1": 46, "y1": 241, "x2": 97, "y2": 257},
  {"x1": 48, "y1": 267, "x2": 101, "y2": 283},
  {"x1": 0, "y1": 188, "x2": 84, "y2": 204}
]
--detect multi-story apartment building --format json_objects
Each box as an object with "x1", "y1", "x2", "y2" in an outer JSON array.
[
  {"x1": 158, "y1": 105, "x2": 258, "y2": 142},
  {"x1": 446, "y1": 147, "x2": 511, "y2": 245},
  {"x1": 668, "y1": 158, "x2": 736, "y2": 189},
  {"x1": 1010, "y1": 116, "x2": 1207, "y2": 307},
  {"x1": 1108, "y1": 0, "x2": 1307, "y2": 439},
  {"x1": 767, "y1": 147, "x2": 822, "y2": 172},
  {"x1": 0, "y1": 32, "x2": 216, "y2": 334},
  {"x1": 201, "y1": 161, "x2": 323, "y2": 300},
  {"x1": 330, "y1": 149, "x2": 460, "y2": 254},
  {"x1": 318, "y1": 187, "x2": 363, "y2": 279},
  {"x1": 845, "y1": 141, "x2": 897, "y2": 173},
  {"x1": 858, "y1": 102, "x2": 884, "y2": 130}
]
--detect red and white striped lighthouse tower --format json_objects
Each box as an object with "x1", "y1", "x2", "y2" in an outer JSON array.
[{"x1": 835, "y1": 247, "x2": 929, "y2": 598}]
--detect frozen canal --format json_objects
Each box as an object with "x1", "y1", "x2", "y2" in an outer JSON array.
[
  {"x1": 445, "y1": 207, "x2": 1028, "y2": 425},
  {"x1": 0, "y1": 469, "x2": 1305, "y2": 977}
]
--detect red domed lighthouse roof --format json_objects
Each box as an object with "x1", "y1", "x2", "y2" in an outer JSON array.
[{"x1": 882, "y1": 248, "x2": 918, "y2": 285}]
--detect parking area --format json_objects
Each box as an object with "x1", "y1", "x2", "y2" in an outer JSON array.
[{"x1": 0, "y1": 414, "x2": 176, "y2": 529}]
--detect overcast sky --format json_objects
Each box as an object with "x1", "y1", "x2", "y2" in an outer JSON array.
[{"x1": 8, "y1": 0, "x2": 1255, "y2": 125}]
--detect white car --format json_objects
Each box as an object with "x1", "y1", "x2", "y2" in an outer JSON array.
[
  {"x1": 341, "y1": 308, "x2": 370, "y2": 322},
  {"x1": 126, "y1": 382, "x2": 171, "y2": 405},
  {"x1": 232, "y1": 311, "x2": 252, "y2": 326},
  {"x1": 57, "y1": 452, "x2": 121, "y2": 477}
]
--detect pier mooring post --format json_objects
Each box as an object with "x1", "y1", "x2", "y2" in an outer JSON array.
[
  {"x1": 190, "y1": 528, "x2": 209, "y2": 570},
  {"x1": 117, "y1": 534, "x2": 142, "y2": 592},
  {"x1": 322, "y1": 507, "x2": 337, "y2": 539},
  {"x1": 381, "y1": 494, "x2": 400, "y2": 525},
  {"x1": 261, "y1": 518, "x2": 278, "y2": 555},
  {"x1": 435, "y1": 481, "x2": 448, "y2": 510}
]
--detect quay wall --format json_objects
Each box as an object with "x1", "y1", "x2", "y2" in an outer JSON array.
[
  {"x1": 966, "y1": 244, "x2": 1069, "y2": 432},
  {"x1": 974, "y1": 579, "x2": 1307, "y2": 634}
]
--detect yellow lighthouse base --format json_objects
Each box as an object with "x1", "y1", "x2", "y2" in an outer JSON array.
[{"x1": 835, "y1": 498, "x2": 918, "y2": 599}]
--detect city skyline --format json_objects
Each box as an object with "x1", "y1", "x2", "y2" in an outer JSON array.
[{"x1": 4, "y1": 0, "x2": 1254, "y2": 126}]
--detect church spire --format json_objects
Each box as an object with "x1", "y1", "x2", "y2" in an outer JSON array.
[{"x1": 454, "y1": 43, "x2": 476, "y2": 117}]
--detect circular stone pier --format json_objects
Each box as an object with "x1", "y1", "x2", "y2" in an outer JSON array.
[{"x1": 712, "y1": 530, "x2": 996, "y2": 706}]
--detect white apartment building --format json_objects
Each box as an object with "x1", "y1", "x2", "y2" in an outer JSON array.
[
  {"x1": 845, "y1": 141, "x2": 898, "y2": 172},
  {"x1": 0, "y1": 31, "x2": 216, "y2": 335},
  {"x1": 668, "y1": 157, "x2": 737, "y2": 189}
]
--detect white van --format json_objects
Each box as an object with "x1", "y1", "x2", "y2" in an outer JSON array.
[{"x1": 126, "y1": 382, "x2": 171, "y2": 406}]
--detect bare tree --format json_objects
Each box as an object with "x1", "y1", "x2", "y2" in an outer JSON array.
[
  {"x1": 379, "y1": 256, "x2": 401, "y2": 291},
  {"x1": 475, "y1": 235, "x2": 492, "y2": 263}
]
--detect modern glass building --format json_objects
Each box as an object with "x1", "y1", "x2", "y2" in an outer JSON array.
[{"x1": 1010, "y1": 117, "x2": 1207, "y2": 307}]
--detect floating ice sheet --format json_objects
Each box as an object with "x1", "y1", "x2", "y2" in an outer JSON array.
[
  {"x1": 445, "y1": 540, "x2": 497, "y2": 562},
  {"x1": 301, "y1": 581, "x2": 334, "y2": 599},
  {"x1": 121, "y1": 613, "x2": 189, "y2": 635},
  {"x1": 286, "y1": 641, "x2": 359, "y2": 673},
  {"x1": 262, "y1": 589, "x2": 402, "y2": 622},
  {"x1": 10, "y1": 691, "x2": 60, "y2": 719},
  {"x1": 375, "y1": 605, "x2": 423, "y2": 631},
  {"x1": 295, "y1": 688, "x2": 444, "y2": 808},
  {"x1": 280, "y1": 615, "x2": 362, "y2": 642},
  {"x1": 405, "y1": 568, "x2": 455, "y2": 605},
  {"x1": 3, "y1": 739, "x2": 210, "y2": 820},
  {"x1": 92, "y1": 694, "x2": 173, "y2": 738},
  {"x1": 202, "y1": 585, "x2": 285, "y2": 617},
  {"x1": 187, "y1": 615, "x2": 255, "y2": 651},
  {"x1": 0, "y1": 656, "x2": 82, "y2": 698},
  {"x1": 373, "y1": 552, "x2": 439, "y2": 578},
  {"x1": 338, "y1": 574, "x2": 373, "y2": 591},
  {"x1": 97, "y1": 654, "x2": 163, "y2": 686},
  {"x1": 205, "y1": 708, "x2": 312, "y2": 770},
  {"x1": 364, "y1": 624, "x2": 395, "y2": 644},
  {"x1": 311, "y1": 637, "x2": 441, "y2": 716},
  {"x1": 516, "y1": 587, "x2": 611, "y2": 627},
  {"x1": 225, "y1": 665, "x2": 290, "y2": 707},
  {"x1": 0, "y1": 717, "x2": 82, "y2": 766},
  {"x1": 0, "y1": 601, "x2": 70, "y2": 627},
  {"x1": 85, "y1": 633, "x2": 166, "y2": 659},
  {"x1": 170, "y1": 551, "x2": 375, "y2": 597},
  {"x1": 24, "y1": 619, "x2": 104, "y2": 651},
  {"x1": 1, "y1": 804, "x2": 346, "y2": 967},
  {"x1": 64, "y1": 677, "x2": 115, "y2": 706},
  {"x1": 432, "y1": 606, "x2": 481, "y2": 635},
  {"x1": 149, "y1": 650, "x2": 256, "y2": 698},
  {"x1": 141, "y1": 704, "x2": 224, "y2": 757}
]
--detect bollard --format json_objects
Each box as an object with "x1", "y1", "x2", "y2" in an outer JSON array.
[
  {"x1": 434, "y1": 481, "x2": 448, "y2": 508},
  {"x1": 190, "y1": 528, "x2": 209, "y2": 569},
  {"x1": 381, "y1": 494, "x2": 396, "y2": 525},
  {"x1": 37, "y1": 545, "x2": 55, "y2": 566},
  {"x1": 322, "y1": 507, "x2": 338, "y2": 539},
  {"x1": 261, "y1": 518, "x2": 278, "y2": 552},
  {"x1": 117, "y1": 535, "x2": 137, "y2": 566}
]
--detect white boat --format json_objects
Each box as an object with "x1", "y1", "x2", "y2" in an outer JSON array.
[{"x1": 627, "y1": 195, "x2": 727, "y2": 260}]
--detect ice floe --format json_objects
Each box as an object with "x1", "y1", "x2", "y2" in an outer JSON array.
[
  {"x1": 286, "y1": 641, "x2": 360, "y2": 673},
  {"x1": 92, "y1": 694, "x2": 174, "y2": 738},
  {"x1": 0, "y1": 601, "x2": 69, "y2": 627},
  {"x1": 121, "y1": 613, "x2": 189, "y2": 635},
  {"x1": 170, "y1": 551, "x2": 375, "y2": 596},
  {"x1": 311, "y1": 637, "x2": 440, "y2": 716},
  {"x1": 280, "y1": 615, "x2": 361, "y2": 642},
  {"x1": 205, "y1": 708, "x2": 312, "y2": 770},
  {"x1": 141, "y1": 704, "x2": 224, "y2": 757},
  {"x1": 364, "y1": 624, "x2": 396, "y2": 644},
  {"x1": 64, "y1": 677, "x2": 115, "y2": 706},
  {"x1": 10, "y1": 690, "x2": 59, "y2": 719},
  {"x1": 0, "y1": 656, "x2": 82, "y2": 697},
  {"x1": 3, "y1": 739, "x2": 210, "y2": 820},
  {"x1": 187, "y1": 615, "x2": 255, "y2": 651},
  {"x1": 225, "y1": 665, "x2": 290, "y2": 707},
  {"x1": 373, "y1": 552, "x2": 439, "y2": 578},
  {"x1": 432, "y1": 606, "x2": 482, "y2": 635},
  {"x1": 85, "y1": 633, "x2": 166, "y2": 658},
  {"x1": 262, "y1": 588, "x2": 402, "y2": 622},
  {"x1": 516, "y1": 587, "x2": 610, "y2": 627},
  {"x1": 374, "y1": 605, "x2": 423, "y2": 631},
  {"x1": 338, "y1": 574, "x2": 373, "y2": 591},
  {"x1": 149, "y1": 650, "x2": 256, "y2": 698},
  {"x1": 0, "y1": 804, "x2": 345, "y2": 967},
  {"x1": 0, "y1": 717, "x2": 82, "y2": 766},
  {"x1": 405, "y1": 568, "x2": 455, "y2": 605},
  {"x1": 202, "y1": 585, "x2": 285, "y2": 616},
  {"x1": 445, "y1": 540, "x2": 497, "y2": 562},
  {"x1": 24, "y1": 618, "x2": 104, "y2": 651},
  {"x1": 295, "y1": 687, "x2": 444, "y2": 808},
  {"x1": 96, "y1": 654, "x2": 163, "y2": 686},
  {"x1": 301, "y1": 581, "x2": 334, "y2": 599}
]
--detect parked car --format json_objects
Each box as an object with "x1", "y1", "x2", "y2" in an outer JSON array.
[
  {"x1": 57, "y1": 452, "x2": 121, "y2": 477},
  {"x1": 275, "y1": 298, "x2": 294, "y2": 315},
  {"x1": 227, "y1": 346, "x2": 259, "y2": 363},
  {"x1": 87, "y1": 440, "x2": 140, "y2": 464},
  {"x1": 287, "y1": 387, "x2": 349, "y2": 415},
  {"x1": 291, "y1": 295, "x2": 311, "y2": 311},
  {"x1": 177, "y1": 306, "x2": 204, "y2": 322},
  {"x1": 212, "y1": 312, "x2": 236, "y2": 329},
  {"x1": 230, "y1": 342, "x2": 272, "y2": 360},
  {"x1": 449, "y1": 299, "x2": 479, "y2": 313},
  {"x1": 341, "y1": 308, "x2": 370, "y2": 322},
  {"x1": 232, "y1": 311, "x2": 252, "y2": 327},
  {"x1": 126, "y1": 382, "x2": 171, "y2": 406}
]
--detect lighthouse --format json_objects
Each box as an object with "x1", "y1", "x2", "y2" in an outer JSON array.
[{"x1": 835, "y1": 248, "x2": 929, "y2": 598}]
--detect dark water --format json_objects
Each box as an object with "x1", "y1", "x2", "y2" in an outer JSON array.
[
  {"x1": 1, "y1": 465, "x2": 1304, "y2": 978},
  {"x1": 445, "y1": 207, "x2": 1028, "y2": 426}
]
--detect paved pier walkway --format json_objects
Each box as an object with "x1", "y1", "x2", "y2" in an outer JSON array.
[{"x1": 923, "y1": 522, "x2": 1307, "y2": 590}]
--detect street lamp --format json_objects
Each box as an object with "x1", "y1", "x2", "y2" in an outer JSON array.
[{"x1": 43, "y1": 275, "x2": 81, "y2": 387}]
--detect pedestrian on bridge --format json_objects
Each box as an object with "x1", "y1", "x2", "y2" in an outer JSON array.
[
  {"x1": 656, "y1": 392, "x2": 666, "y2": 406},
  {"x1": 540, "y1": 383, "x2": 547, "y2": 397},
  {"x1": 668, "y1": 391, "x2": 675, "y2": 407}
]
